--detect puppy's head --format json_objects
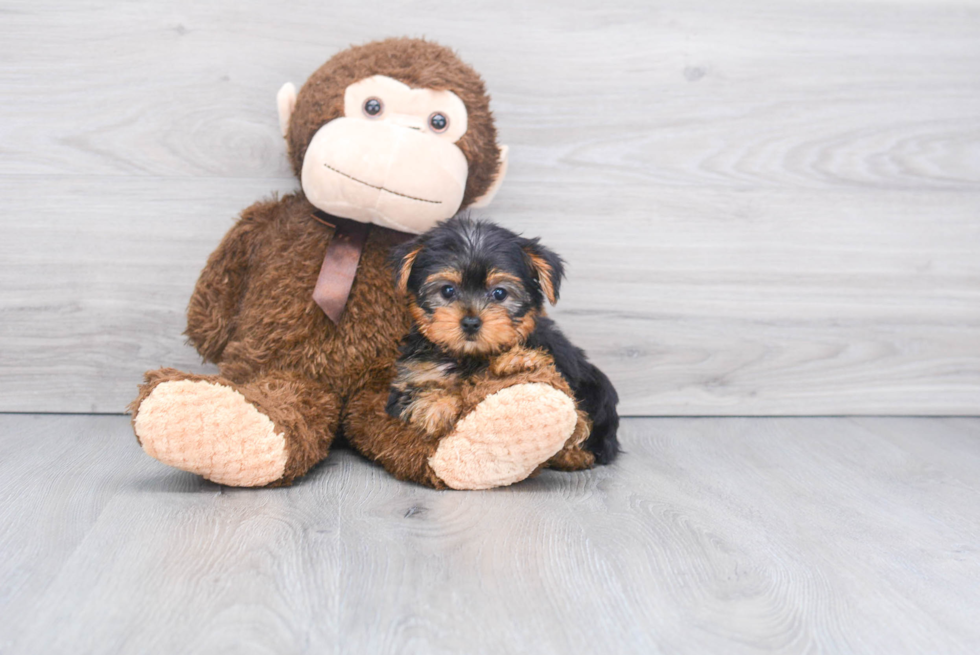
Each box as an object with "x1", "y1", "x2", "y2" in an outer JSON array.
[{"x1": 391, "y1": 216, "x2": 564, "y2": 357}]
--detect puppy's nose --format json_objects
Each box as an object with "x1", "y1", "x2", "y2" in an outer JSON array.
[{"x1": 460, "y1": 316, "x2": 482, "y2": 335}]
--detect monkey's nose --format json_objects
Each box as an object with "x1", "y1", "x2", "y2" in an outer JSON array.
[
  {"x1": 461, "y1": 316, "x2": 482, "y2": 336},
  {"x1": 388, "y1": 113, "x2": 425, "y2": 131}
]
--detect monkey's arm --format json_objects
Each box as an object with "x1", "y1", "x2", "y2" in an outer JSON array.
[{"x1": 185, "y1": 204, "x2": 268, "y2": 363}]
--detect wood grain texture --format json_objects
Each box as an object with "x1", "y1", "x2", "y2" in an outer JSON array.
[
  {"x1": 2, "y1": 414, "x2": 979, "y2": 654},
  {"x1": 1, "y1": 0, "x2": 979, "y2": 414}
]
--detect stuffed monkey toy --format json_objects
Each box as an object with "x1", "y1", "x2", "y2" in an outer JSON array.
[{"x1": 130, "y1": 38, "x2": 602, "y2": 490}]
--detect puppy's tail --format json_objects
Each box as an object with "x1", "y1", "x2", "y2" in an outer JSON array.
[{"x1": 578, "y1": 362, "x2": 621, "y2": 465}]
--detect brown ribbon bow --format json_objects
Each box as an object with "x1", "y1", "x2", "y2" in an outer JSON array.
[{"x1": 310, "y1": 211, "x2": 412, "y2": 324}]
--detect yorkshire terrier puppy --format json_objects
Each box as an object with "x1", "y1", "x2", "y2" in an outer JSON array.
[{"x1": 386, "y1": 216, "x2": 620, "y2": 466}]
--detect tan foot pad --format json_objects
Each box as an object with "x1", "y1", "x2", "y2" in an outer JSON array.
[
  {"x1": 429, "y1": 383, "x2": 578, "y2": 490},
  {"x1": 134, "y1": 380, "x2": 288, "y2": 487}
]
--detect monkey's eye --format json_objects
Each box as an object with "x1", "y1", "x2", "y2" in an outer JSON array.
[
  {"x1": 491, "y1": 288, "x2": 508, "y2": 302},
  {"x1": 440, "y1": 285, "x2": 456, "y2": 300},
  {"x1": 363, "y1": 98, "x2": 383, "y2": 117},
  {"x1": 428, "y1": 112, "x2": 449, "y2": 133}
]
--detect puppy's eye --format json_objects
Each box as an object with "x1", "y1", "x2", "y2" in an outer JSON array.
[
  {"x1": 429, "y1": 112, "x2": 449, "y2": 133},
  {"x1": 363, "y1": 98, "x2": 383, "y2": 117},
  {"x1": 491, "y1": 288, "x2": 508, "y2": 302},
  {"x1": 440, "y1": 285, "x2": 456, "y2": 300}
]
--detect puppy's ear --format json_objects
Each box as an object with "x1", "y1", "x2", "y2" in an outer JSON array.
[
  {"x1": 522, "y1": 238, "x2": 565, "y2": 305},
  {"x1": 390, "y1": 239, "x2": 423, "y2": 295}
]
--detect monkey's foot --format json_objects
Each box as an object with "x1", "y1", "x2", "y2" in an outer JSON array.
[
  {"x1": 428, "y1": 383, "x2": 577, "y2": 490},
  {"x1": 133, "y1": 377, "x2": 288, "y2": 487}
]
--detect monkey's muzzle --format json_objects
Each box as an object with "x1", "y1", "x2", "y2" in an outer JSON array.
[{"x1": 301, "y1": 118, "x2": 469, "y2": 234}]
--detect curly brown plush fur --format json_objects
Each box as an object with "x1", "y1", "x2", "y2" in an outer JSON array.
[{"x1": 129, "y1": 39, "x2": 592, "y2": 489}]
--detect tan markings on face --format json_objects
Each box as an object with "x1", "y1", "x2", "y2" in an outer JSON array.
[
  {"x1": 419, "y1": 305, "x2": 470, "y2": 354},
  {"x1": 515, "y1": 309, "x2": 538, "y2": 342},
  {"x1": 409, "y1": 300, "x2": 432, "y2": 332},
  {"x1": 424, "y1": 268, "x2": 463, "y2": 287},
  {"x1": 485, "y1": 269, "x2": 529, "y2": 315},
  {"x1": 525, "y1": 252, "x2": 557, "y2": 304},
  {"x1": 486, "y1": 269, "x2": 522, "y2": 288},
  {"x1": 475, "y1": 304, "x2": 519, "y2": 354}
]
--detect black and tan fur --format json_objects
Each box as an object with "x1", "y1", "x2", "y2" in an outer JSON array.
[{"x1": 387, "y1": 216, "x2": 621, "y2": 464}]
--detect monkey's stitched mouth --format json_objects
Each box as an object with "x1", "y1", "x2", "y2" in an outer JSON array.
[{"x1": 323, "y1": 164, "x2": 441, "y2": 204}]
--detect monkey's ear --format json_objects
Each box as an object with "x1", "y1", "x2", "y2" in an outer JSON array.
[
  {"x1": 469, "y1": 145, "x2": 509, "y2": 209},
  {"x1": 277, "y1": 82, "x2": 297, "y2": 138},
  {"x1": 390, "y1": 240, "x2": 424, "y2": 295},
  {"x1": 522, "y1": 237, "x2": 565, "y2": 305}
]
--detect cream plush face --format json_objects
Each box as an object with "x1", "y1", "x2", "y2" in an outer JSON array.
[{"x1": 283, "y1": 75, "x2": 473, "y2": 234}]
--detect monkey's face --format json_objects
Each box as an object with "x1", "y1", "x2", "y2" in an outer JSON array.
[
  {"x1": 279, "y1": 40, "x2": 508, "y2": 232},
  {"x1": 295, "y1": 76, "x2": 471, "y2": 234}
]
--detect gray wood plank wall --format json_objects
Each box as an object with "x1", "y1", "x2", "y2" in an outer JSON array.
[{"x1": 1, "y1": 0, "x2": 978, "y2": 414}]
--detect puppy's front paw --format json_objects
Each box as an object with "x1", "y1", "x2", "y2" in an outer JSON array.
[
  {"x1": 405, "y1": 390, "x2": 463, "y2": 437},
  {"x1": 490, "y1": 347, "x2": 554, "y2": 377}
]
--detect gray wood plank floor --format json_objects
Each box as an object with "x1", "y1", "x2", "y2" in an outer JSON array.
[
  {"x1": 2, "y1": 0, "x2": 979, "y2": 415},
  {"x1": 2, "y1": 414, "x2": 978, "y2": 654}
]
